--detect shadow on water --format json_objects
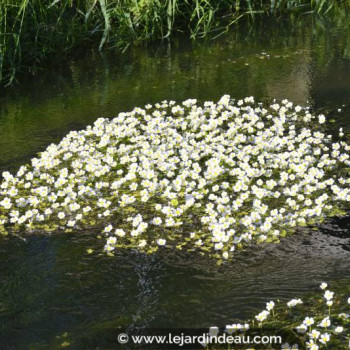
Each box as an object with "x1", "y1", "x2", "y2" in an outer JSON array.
[{"x1": 0, "y1": 17, "x2": 350, "y2": 349}]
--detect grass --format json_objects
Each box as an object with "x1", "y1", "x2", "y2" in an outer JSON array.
[{"x1": 0, "y1": 0, "x2": 349, "y2": 86}]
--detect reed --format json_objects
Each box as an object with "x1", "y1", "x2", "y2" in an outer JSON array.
[{"x1": 0, "y1": 0, "x2": 348, "y2": 85}]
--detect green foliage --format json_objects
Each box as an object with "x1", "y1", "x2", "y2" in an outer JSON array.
[{"x1": 0, "y1": 0, "x2": 349, "y2": 85}]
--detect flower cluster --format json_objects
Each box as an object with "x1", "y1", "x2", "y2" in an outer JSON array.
[
  {"x1": 285, "y1": 283, "x2": 350, "y2": 349},
  {"x1": 209, "y1": 282, "x2": 350, "y2": 349},
  {"x1": 0, "y1": 96, "x2": 349, "y2": 258}
]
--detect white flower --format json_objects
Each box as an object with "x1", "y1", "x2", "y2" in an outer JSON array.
[
  {"x1": 58, "y1": 212, "x2": 65, "y2": 220},
  {"x1": 107, "y1": 236, "x2": 117, "y2": 245},
  {"x1": 225, "y1": 325, "x2": 234, "y2": 334},
  {"x1": 303, "y1": 317, "x2": 314, "y2": 326},
  {"x1": 67, "y1": 220, "x2": 75, "y2": 227},
  {"x1": 266, "y1": 301, "x2": 275, "y2": 311},
  {"x1": 318, "y1": 317, "x2": 330, "y2": 328},
  {"x1": 324, "y1": 290, "x2": 334, "y2": 301},
  {"x1": 214, "y1": 242, "x2": 223, "y2": 250},
  {"x1": 320, "y1": 282, "x2": 327, "y2": 290},
  {"x1": 104, "y1": 245, "x2": 115, "y2": 252},
  {"x1": 255, "y1": 310, "x2": 269, "y2": 322},
  {"x1": 319, "y1": 333, "x2": 330, "y2": 344},
  {"x1": 295, "y1": 324, "x2": 307, "y2": 334},
  {"x1": 103, "y1": 224, "x2": 113, "y2": 233},
  {"x1": 334, "y1": 326, "x2": 343, "y2": 333},
  {"x1": 115, "y1": 229, "x2": 126, "y2": 237},
  {"x1": 0, "y1": 197, "x2": 12, "y2": 210},
  {"x1": 222, "y1": 251, "x2": 229, "y2": 259},
  {"x1": 157, "y1": 238, "x2": 166, "y2": 246},
  {"x1": 326, "y1": 300, "x2": 333, "y2": 307},
  {"x1": 309, "y1": 329, "x2": 320, "y2": 339},
  {"x1": 318, "y1": 114, "x2": 326, "y2": 124},
  {"x1": 153, "y1": 217, "x2": 162, "y2": 225},
  {"x1": 287, "y1": 299, "x2": 303, "y2": 307}
]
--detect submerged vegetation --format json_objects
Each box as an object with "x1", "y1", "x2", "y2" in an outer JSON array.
[
  {"x1": 209, "y1": 282, "x2": 350, "y2": 349},
  {"x1": 1, "y1": 0, "x2": 349, "y2": 85},
  {"x1": 0, "y1": 96, "x2": 349, "y2": 261}
]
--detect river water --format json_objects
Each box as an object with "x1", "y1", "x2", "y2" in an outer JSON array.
[{"x1": 0, "y1": 17, "x2": 350, "y2": 349}]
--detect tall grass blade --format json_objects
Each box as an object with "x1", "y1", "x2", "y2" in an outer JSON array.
[{"x1": 98, "y1": 0, "x2": 110, "y2": 51}]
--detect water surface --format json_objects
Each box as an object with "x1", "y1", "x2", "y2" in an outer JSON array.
[{"x1": 0, "y1": 17, "x2": 350, "y2": 349}]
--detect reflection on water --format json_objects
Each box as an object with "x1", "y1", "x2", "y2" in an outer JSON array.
[
  {"x1": 2, "y1": 18, "x2": 350, "y2": 172},
  {"x1": 0, "y1": 17, "x2": 350, "y2": 349}
]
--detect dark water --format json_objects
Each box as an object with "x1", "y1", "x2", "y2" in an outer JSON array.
[{"x1": 1, "y1": 18, "x2": 350, "y2": 349}]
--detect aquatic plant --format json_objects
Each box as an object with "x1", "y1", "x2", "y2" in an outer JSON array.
[
  {"x1": 209, "y1": 282, "x2": 350, "y2": 349},
  {"x1": 0, "y1": 96, "x2": 349, "y2": 260}
]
